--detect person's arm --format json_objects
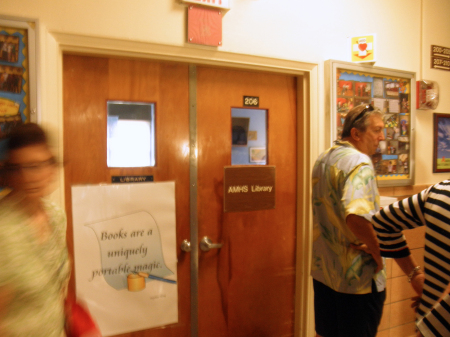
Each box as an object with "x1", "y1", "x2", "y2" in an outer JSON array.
[
  {"x1": 346, "y1": 214, "x2": 383, "y2": 273},
  {"x1": 416, "y1": 294, "x2": 450, "y2": 337},
  {"x1": 394, "y1": 256, "x2": 425, "y2": 296},
  {"x1": 372, "y1": 189, "x2": 429, "y2": 256},
  {"x1": 372, "y1": 189, "x2": 430, "y2": 296}
]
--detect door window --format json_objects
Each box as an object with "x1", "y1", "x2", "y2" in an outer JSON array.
[
  {"x1": 107, "y1": 101, "x2": 155, "y2": 167},
  {"x1": 231, "y1": 108, "x2": 267, "y2": 165}
]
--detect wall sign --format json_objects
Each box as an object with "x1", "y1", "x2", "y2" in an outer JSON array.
[
  {"x1": 112, "y1": 175, "x2": 154, "y2": 183},
  {"x1": 349, "y1": 34, "x2": 376, "y2": 63},
  {"x1": 187, "y1": 5, "x2": 222, "y2": 46},
  {"x1": 243, "y1": 96, "x2": 259, "y2": 107},
  {"x1": 224, "y1": 166, "x2": 275, "y2": 212},
  {"x1": 72, "y1": 182, "x2": 177, "y2": 336},
  {"x1": 431, "y1": 45, "x2": 450, "y2": 71}
]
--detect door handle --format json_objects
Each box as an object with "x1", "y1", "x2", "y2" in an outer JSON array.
[
  {"x1": 180, "y1": 239, "x2": 191, "y2": 252},
  {"x1": 200, "y1": 236, "x2": 223, "y2": 252}
]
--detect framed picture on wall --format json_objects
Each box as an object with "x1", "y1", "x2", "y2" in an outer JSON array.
[
  {"x1": 232, "y1": 117, "x2": 249, "y2": 146},
  {"x1": 433, "y1": 113, "x2": 450, "y2": 173},
  {"x1": 249, "y1": 147, "x2": 266, "y2": 163}
]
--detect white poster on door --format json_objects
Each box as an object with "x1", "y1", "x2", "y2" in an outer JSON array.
[{"x1": 71, "y1": 182, "x2": 178, "y2": 336}]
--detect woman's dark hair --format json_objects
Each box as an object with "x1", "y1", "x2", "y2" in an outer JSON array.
[{"x1": 7, "y1": 123, "x2": 48, "y2": 151}]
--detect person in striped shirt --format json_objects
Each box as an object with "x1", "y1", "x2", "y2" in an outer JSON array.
[{"x1": 372, "y1": 181, "x2": 450, "y2": 337}]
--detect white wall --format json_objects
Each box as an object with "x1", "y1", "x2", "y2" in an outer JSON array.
[
  {"x1": 417, "y1": 0, "x2": 450, "y2": 184},
  {"x1": 0, "y1": 0, "x2": 449, "y2": 186}
]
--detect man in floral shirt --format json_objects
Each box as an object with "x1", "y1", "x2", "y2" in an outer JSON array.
[{"x1": 311, "y1": 104, "x2": 385, "y2": 337}]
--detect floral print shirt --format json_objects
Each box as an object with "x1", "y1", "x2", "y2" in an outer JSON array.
[{"x1": 311, "y1": 140, "x2": 386, "y2": 294}]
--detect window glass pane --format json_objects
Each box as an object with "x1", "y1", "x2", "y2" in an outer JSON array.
[
  {"x1": 231, "y1": 108, "x2": 267, "y2": 165},
  {"x1": 107, "y1": 101, "x2": 155, "y2": 167}
]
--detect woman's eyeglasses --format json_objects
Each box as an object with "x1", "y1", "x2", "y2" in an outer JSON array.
[{"x1": 4, "y1": 157, "x2": 56, "y2": 173}]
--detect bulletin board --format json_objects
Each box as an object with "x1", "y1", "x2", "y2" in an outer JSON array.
[
  {"x1": 0, "y1": 17, "x2": 38, "y2": 198},
  {"x1": 325, "y1": 60, "x2": 415, "y2": 187},
  {"x1": 0, "y1": 17, "x2": 38, "y2": 132}
]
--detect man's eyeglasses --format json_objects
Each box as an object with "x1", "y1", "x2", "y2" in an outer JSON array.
[
  {"x1": 4, "y1": 157, "x2": 56, "y2": 173},
  {"x1": 352, "y1": 104, "x2": 375, "y2": 125}
]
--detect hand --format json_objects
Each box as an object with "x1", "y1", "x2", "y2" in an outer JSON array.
[
  {"x1": 350, "y1": 243, "x2": 383, "y2": 273},
  {"x1": 410, "y1": 271, "x2": 425, "y2": 296},
  {"x1": 411, "y1": 295, "x2": 421, "y2": 310}
]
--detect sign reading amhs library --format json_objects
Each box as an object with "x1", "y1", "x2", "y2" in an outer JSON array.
[{"x1": 224, "y1": 166, "x2": 275, "y2": 212}]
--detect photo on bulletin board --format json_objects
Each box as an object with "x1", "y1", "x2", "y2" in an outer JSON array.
[
  {"x1": 398, "y1": 140, "x2": 409, "y2": 153},
  {"x1": 399, "y1": 115, "x2": 409, "y2": 136},
  {"x1": 433, "y1": 113, "x2": 450, "y2": 173},
  {"x1": 337, "y1": 97, "x2": 354, "y2": 113},
  {"x1": 398, "y1": 154, "x2": 409, "y2": 174},
  {"x1": 354, "y1": 82, "x2": 371, "y2": 97},
  {"x1": 373, "y1": 77, "x2": 384, "y2": 98},
  {"x1": 399, "y1": 93, "x2": 410, "y2": 113},
  {"x1": 0, "y1": 34, "x2": 19, "y2": 62},
  {"x1": 383, "y1": 114, "x2": 398, "y2": 129},
  {"x1": 384, "y1": 81, "x2": 400, "y2": 98},
  {"x1": 372, "y1": 152, "x2": 382, "y2": 174},
  {"x1": 337, "y1": 80, "x2": 354, "y2": 96}
]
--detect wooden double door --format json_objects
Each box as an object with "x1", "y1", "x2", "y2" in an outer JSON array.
[{"x1": 63, "y1": 55, "x2": 298, "y2": 337}]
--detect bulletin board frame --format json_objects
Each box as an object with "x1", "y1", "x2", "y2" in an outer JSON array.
[
  {"x1": 0, "y1": 16, "x2": 38, "y2": 125},
  {"x1": 325, "y1": 60, "x2": 416, "y2": 187},
  {"x1": 433, "y1": 113, "x2": 450, "y2": 173}
]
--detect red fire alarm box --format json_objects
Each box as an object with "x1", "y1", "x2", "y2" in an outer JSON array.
[{"x1": 416, "y1": 79, "x2": 439, "y2": 110}]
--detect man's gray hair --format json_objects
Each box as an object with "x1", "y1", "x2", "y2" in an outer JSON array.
[{"x1": 341, "y1": 104, "x2": 383, "y2": 139}]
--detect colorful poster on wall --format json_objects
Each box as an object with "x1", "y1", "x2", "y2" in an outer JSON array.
[
  {"x1": 335, "y1": 68, "x2": 411, "y2": 183},
  {"x1": 0, "y1": 24, "x2": 31, "y2": 198},
  {"x1": 0, "y1": 26, "x2": 29, "y2": 137},
  {"x1": 72, "y1": 182, "x2": 178, "y2": 336},
  {"x1": 350, "y1": 35, "x2": 376, "y2": 63}
]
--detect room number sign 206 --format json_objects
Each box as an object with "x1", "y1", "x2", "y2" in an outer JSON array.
[{"x1": 243, "y1": 96, "x2": 259, "y2": 107}]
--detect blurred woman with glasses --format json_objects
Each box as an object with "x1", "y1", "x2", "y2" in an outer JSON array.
[{"x1": 0, "y1": 123, "x2": 70, "y2": 336}]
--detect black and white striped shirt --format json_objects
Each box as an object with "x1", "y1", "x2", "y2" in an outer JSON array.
[{"x1": 372, "y1": 181, "x2": 450, "y2": 337}]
